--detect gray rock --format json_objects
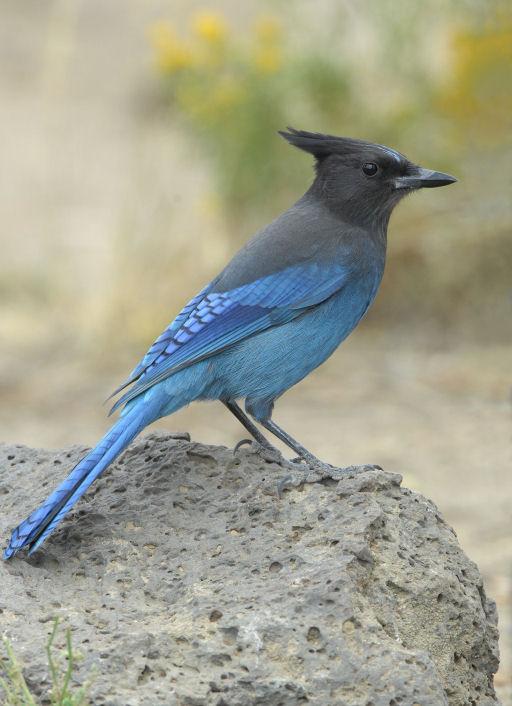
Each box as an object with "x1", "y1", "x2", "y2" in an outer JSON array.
[{"x1": 0, "y1": 432, "x2": 500, "y2": 705}]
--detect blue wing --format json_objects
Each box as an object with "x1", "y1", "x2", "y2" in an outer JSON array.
[
  {"x1": 109, "y1": 262, "x2": 349, "y2": 413},
  {"x1": 109, "y1": 283, "x2": 215, "y2": 399}
]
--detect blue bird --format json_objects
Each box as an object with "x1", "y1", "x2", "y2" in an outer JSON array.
[{"x1": 4, "y1": 128, "x2": 456, "y2": 558}]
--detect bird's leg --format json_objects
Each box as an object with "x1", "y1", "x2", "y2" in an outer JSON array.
[
  {"x1": 223, "y1": 400, "x2": 273, "y2": 448},
  {"x1": 258, "y1": 418, "x2": 383, "y2": 495},
  {"x1": 222, "y1": 401, "x2": 291, "y2": 464},
  {"x1": 258, "y1": 418, "x2": 329, "y2": 468}
]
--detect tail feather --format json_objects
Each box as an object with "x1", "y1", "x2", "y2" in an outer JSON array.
[{"x1": 4, "y1": 406, "x2": 151, "y2": 559}]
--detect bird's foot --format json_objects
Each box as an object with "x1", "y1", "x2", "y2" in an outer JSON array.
[
  {"x1": 234, "y1": 439, "x2": 305, "y2": 471},
  {"x1": 278, "y1": 462, "x2": 383, "y2": 497},
  {"x1": 234, "y1": 438, "x2": 255, "y2": 453}
]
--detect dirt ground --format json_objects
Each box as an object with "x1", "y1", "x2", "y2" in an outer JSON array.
[{"x1": 1, "y1": 334, "x2": 511, "y2": 701}]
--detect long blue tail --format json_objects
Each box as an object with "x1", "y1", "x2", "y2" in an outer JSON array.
[{"x1": 4, "y1": 399, "x2": 160, "y2": 559}]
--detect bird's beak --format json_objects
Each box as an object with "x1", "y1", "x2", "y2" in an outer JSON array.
[{"x1": 395, "y1": 167, "x2": 457, "y2": 190}]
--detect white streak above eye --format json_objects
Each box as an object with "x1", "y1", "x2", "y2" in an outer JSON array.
[{"x1": 377, "y1": 145, "x2": 402, "y2": 164}]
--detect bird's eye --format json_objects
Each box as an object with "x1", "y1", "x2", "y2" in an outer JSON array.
[{"x1": 362, "y1": 162, "x2": 378, "y2": 176}]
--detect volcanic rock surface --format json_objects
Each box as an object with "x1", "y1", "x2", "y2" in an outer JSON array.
[{"x1": 0, "y1": 432, "x2": 500, "y2": 705}]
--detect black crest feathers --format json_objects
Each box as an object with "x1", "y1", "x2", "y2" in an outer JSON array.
[{"x1": 278, "y1": 127, "x2": 345, "y2": 160}]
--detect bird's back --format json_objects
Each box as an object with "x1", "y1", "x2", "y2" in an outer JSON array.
[{"x1": 211, "y1": 192, "x2": 387, "y2": 296}]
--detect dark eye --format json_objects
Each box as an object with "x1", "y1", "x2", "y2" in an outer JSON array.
[{"x1": 362, "y1": 162, "x2": 378, "y2": 176}]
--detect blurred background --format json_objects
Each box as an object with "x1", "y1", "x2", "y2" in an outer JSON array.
[{"x1": 1, "y1": 0, "x2": 510, "y2": 697}]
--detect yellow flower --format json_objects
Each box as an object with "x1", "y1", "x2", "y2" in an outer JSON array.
[
  {"x1": 149, "y1": 21, "x2": 194, "y2": 73},
  {"x1": 253, "y1": 15, "x2": 281, "y2": 43},
  {"x1": 254, "y1": 46, "x2": 281, "y2": 73},
  {"x1": 192, "y1": 11, "x2": 228, "y2": 43}
]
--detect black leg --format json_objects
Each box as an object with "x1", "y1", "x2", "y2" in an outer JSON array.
[
  {"x1": 222, "y1": 401, "x2": 278, "y2": 451},
  {"x1": 259, "y1": 418, "x2": 328, "y2": 467},
  {"x1": 259, "y1": 417, "x2": 384, "y2": 494}
]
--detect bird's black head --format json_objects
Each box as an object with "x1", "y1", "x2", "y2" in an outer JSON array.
[{"x1": 280, "y1": 127, "x2": 456, "y2": 227}]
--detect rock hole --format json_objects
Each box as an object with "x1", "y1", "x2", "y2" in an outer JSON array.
[
  {"x1": 306, "y1": 626, "x2": 322, "y2": 644},
  {"x1": 269, "y1": 561, "x2": 282, "y2": 573}
]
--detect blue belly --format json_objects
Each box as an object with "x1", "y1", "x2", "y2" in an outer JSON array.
[{"x1": 210, "y1": 277, "x2": 378, "y2": 398}]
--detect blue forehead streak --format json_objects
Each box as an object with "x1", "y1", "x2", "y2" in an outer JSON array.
[{"x1": 378, "y1": 145, "x2": 402, "y2": 164}]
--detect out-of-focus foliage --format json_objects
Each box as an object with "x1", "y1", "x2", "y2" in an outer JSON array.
[
  {"x1": 149, "y1": 11, "x2": 349, "y2": 228},
  {"x1": 435, "y1": 6, "x2": 512, "y2": 146},
  {"x1": 149, "y1": 3, "x2": 510, "y2": 235}
]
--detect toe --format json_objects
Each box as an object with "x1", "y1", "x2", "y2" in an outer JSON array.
[{"x1": 234, "y1": 438, "x2": 254, "y2": 453}]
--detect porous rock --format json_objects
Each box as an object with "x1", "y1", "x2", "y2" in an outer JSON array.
[{"x1": 0, "y1": 432, "x2": 500, "y2": 705}]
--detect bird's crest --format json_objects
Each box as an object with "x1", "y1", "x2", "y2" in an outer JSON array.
[
  {"x1": 279, "y1": 127, "x2": 403, "y2": 165},
  {"x1": 279, "y1": 127, "x2": 345, "y2": 160}
]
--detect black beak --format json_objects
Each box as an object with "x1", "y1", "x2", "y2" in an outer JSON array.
[{"x1": 395, "y1": 167, "x2": 457, "y2": 190}]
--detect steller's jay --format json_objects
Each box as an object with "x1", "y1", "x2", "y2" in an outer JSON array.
[{"x1": 4, "y1": 128, "x2": 456, "y2": 558}]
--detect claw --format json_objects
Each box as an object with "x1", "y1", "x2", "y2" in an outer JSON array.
[
  {"x1": 234, "y1": 438, "x2": 254, "y2": 453},
  {"x1": 234, "y1": 439, "x2": 288, "y2": 466},
  {"x1": 277, "y1": 474, "x2": 293, "y2": 498}
]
